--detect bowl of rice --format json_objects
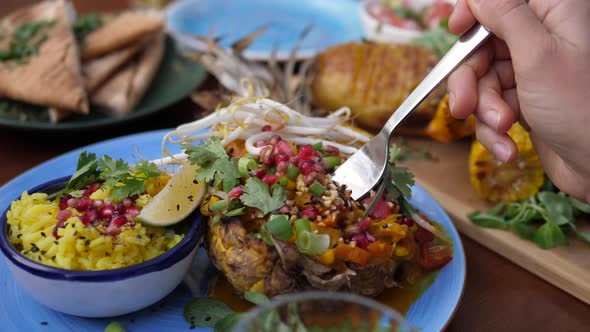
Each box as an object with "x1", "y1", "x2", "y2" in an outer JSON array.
[{"x1": 0, "y1": 175, "x2": 204, "y2": 317}]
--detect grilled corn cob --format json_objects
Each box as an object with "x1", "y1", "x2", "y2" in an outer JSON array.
[
  {"x1": 469, "y1": 122, "x2": 544, "y2": 202},
  {"x1": 425, "y1": 94, "x2": 476, "y2": 142}
]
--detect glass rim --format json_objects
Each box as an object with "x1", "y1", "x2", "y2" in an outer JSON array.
[{"x1": 232, "y1": 291, "x2": 415, "y2": 332}]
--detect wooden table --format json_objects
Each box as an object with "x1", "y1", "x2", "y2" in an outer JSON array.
[{"x1": 1, "y1": 1, "x2": 589, "y2": 331}]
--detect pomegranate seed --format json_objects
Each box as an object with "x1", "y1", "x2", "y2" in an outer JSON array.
[
  {"x1": 75, "y1": 198, "x2": 94, "y2": 212},
  {"x1": 301, "y1": 207, "x2": 318, "y2": 220},
  {"x1": 56, "y1": 209, "x2": 72, "y2": 222},
  {"x1": 93, "y1": 199, "x2": 104, "y2": 208},
  {"x1": 262, "y1": 125, "x2": 272, "y2": 132},
  {"x1": 255, "y1": 140, "x2": 268, "y2": 148},
  {"x1": 67, "y1": 198, "x2": 77, "y2": 208},
  {"x1": 399, "y1": 216, "x2": 414, "y2": 227},
  {"x1": 252, "y1": 169, "x2": 266, "y2": 179},
  {"x1": 275, "y1": 153, "x2": 289, "y2": 165},
  {"x1": 100, "y1": 208, "x2": 114, "y2": 219},
  {"x1": 297, "y1": 145, "x2": 316, "y2": 162},
  {"x1": 323, "y1": 145, "x2": 340, "y2": 156},
  {"x1": 262, "y1": 174, "x2": 279, "y2": 186},
  {"x1": 105, "y1": 224, "x2": 121, "y2": 236},
  {"x1": 122, "y1": 198, "x2": 133, "y2": 207},
  {"x1": 125, "y1": 207, "x2": 140, "y2": 217},
  {"x1": 114, "y1": 203, "x2": 126, "y2": 214},
  {"x1": 275, "y1": 141, "x2": 294, "y2": 156},
  {"x1": 59, "y1": 195, "x2": 72, "y2": 210},
  {"x1": 300, "y1": 162, "x2": 313, "y2": 176},
  {"x1": 289, "y1": 156, "x2": 300, "y2": 166},
  {"x1": 276, "y1": 161, "x2": 289, "y2": 175},
  {"x1": 352, "y1": 233, "x2": 370, "y2": 249},
  {"x1": 83, "y1": 183, "x2": 101, "y2": 197},
  {"x1": 78, "y1": 214, "x2": 90, "y2": 225},
  {"x1": 86, "y1": 208, "x2": 98, "y2": 223},
  {"x1": 415, "y1": 226, "x2": 435, "y2": 244},
  {"x1": 110, "y1": 215, "x2": 128, "y2": 227},
  {"x1": 269, "y1": 135, "x2": 282, "y2": 146},
  {"x1": 312, "y1": 162, "x2": 325, "y2": 174},
  {"x1": 52, "y1": 220, "x2": 65, "y2": 239},
  {"x1": 228, "y1": 186, "x2": 244, "y2": 198},
  {"x1": 359, "y1": 217, "x2": 372, "y2": 231}
]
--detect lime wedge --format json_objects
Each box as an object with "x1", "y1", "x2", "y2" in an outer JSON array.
[{"x1": 138, "y1": 163, "x2": 206, "y2": 227}]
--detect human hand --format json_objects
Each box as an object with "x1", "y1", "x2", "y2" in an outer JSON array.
[{"x1": 447, "y1": 0, "x2": 590, "y2": 201}]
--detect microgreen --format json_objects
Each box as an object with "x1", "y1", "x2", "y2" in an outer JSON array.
[
  {"x1": 469, "y1": 182, "x2": 590, "y2": 249},
  {"x1": 104, "y1": 321, "x2": 126, "y2": 332},
  {"x1": 240, "y1": 177, "x2": 287, "y2": 217}
]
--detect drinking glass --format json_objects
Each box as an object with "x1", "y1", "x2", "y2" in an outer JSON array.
[{"x1": 232, "y1": 291, "x2": 416, "y2": 332}]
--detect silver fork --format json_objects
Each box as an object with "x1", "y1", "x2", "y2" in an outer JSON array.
[{"x1": 332, "y1": 23, "x2": 492, "y2": 200}]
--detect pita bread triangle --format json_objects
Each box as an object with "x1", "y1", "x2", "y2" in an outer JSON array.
[{"x1": 0, "y1": 0, "x2": 88, "y2": 113}]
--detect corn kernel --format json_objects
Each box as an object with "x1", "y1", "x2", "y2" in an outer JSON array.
[
  {"x1": 249, "y1": 279, "x2": 266, "y2": 293},
  {"x1": 286, "y1": 180, "x2": 296, "y2": 191},
  {"x1": 319, "y1": 249, "x2": 335, "y2": 265},
  {"x1": 394, "y1": 246, "x2": 409, "y2": 257}
]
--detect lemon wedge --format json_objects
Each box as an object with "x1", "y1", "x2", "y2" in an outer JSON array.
[{"x1": 138, "y1": 163, "x2": 206, "y2": 227}]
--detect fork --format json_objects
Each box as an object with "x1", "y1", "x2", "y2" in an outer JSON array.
[{"x1": 332, "y1": 23, "x2": 492, "y2": 200}]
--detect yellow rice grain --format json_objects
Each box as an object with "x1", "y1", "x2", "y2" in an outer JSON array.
[{"x1": 7, "y1": 192, "x2": 184, "y2": 271}]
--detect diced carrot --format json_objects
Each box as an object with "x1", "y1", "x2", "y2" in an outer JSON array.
[
  {"x1": 366, "y1": 241, "x2": 393, "y2": 259},
  {"x1": 334, "y1": 243, "x2": 369, "y2": 266}
]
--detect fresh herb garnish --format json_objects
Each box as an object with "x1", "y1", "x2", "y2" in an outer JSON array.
[
  {"x1": 62, "y1": 151, "x2": 162, "y2": 202},
  {"x1": 364, "y1": 144, "x2": 415, "y2": 217},
  {"x1": 183, "y1": 137, "x2": 241, "y2": 189},
  {"x1": 73, "y1": 13, "x2": 102, "y2": 45},
  {"x1": 469, "y1": 183, "x2": 590, "y2": 249},
  {"x1": 240, "y1": 177, "x2": 287, "y2": 217},
  {"x1": 0, "y1": 20, "x2": 56, "y2": 63},
  {"x1": 104, "y1": 321, "x2": 126, "y2": 332}
]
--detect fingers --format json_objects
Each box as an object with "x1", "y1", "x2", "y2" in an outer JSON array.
[
  {"x1": 466, "y1": 0, "x2": 549, "y2": 61},
  {"x1": 447, "y1": 43, "x2": 493, "y2": 118},
  {"x1": 474, "y1": 69, "x2": 516, "y2": 133},
  {"x1": 449, "y1": 0, "x2": 476, "y2": 35},
  {"x1": 493, "y1": 60, "x2": 516, "y2": 89},
  {"x1": 475, "y1": 121, "x2": 518, "y2": 162}
]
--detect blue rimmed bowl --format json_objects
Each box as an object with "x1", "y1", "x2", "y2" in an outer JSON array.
[{"x1": 0, "y1": 176, "x2": 204, "y2": 318}]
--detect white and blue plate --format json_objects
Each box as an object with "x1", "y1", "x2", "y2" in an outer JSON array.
[
  {"x1": 166, "y1": 0, "x2": 364, "y2": 60},
  {"x1": 0, "y1": 129, "x2": 465, "y2": 332}
]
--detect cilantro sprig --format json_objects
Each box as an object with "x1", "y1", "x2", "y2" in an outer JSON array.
[
  {"x1": 240, "y1": 177, "x2": 287, "y2": 217},
  {"x1": 183, "y1": 137, "x2": 240, "y2": 191},
  {"x1": 363, "y1": 144, "x2": 416, "y2": 217},
  {"x1": 469, "y1": 181, "x2": 590, "y2": 249},
  {"x1": 62, "y1": 151, "x2": 162, "y2": 202}
]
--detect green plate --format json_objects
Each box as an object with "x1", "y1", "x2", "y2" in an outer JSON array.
[{"x1": 0, "y1": 36, "x2": 207, "y2": 131}]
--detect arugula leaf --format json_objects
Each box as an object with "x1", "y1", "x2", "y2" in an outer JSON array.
[
  {"x1": 240, "y1": 177, "x2": 287, "y2": 217},
  {"x1": 184, "y1": 137, "x2": 240, "y2": 186},
  {"x1": 534, "y1": 221, "x2": 569, "y2": 249}
]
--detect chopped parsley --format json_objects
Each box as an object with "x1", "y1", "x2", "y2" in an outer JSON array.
[
  {"x1": 0, "y1": 20, "x2": 56, "y2": 63},
  {"x1": 73, "y1": 13, "x2": 102, "y2": 45}
]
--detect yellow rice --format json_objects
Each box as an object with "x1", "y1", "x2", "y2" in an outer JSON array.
[{"x1": 6, "y1": 192, "x2": 184, "y2": 271}]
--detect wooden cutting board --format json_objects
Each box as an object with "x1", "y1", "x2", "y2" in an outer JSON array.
[{"x1": 401, "y1": 137, "x2": 590, "y2": 305}]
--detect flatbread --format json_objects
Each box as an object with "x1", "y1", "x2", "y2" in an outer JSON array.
[
  {"x1": 0, "y1": 0, "x2": 88, "y2": 113},
  {"x1": 91, "y1": 33, "x2": 165, "y2": 116},
  {"x1": 81, "y1": 11, "x2": 163, "y2": 61},
  {"x1": 83, "y1": 36, "x2": 149, "y2": 92}
]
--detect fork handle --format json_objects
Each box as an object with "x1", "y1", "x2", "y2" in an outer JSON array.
[{"x1": 381, "y1": 23, "x2": 492, "y2": 137}]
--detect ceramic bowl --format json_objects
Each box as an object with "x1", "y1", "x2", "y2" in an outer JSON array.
[
  {"x1": 0, "y1": 176, "x2": 204, "y2": 318},
  {"x1": 360, "y1": 0, "x2": 456, "y2": 44}
]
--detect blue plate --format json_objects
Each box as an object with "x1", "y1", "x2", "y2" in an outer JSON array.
[
  {"x1": 166, "y1": 0, "x2": 364, "y2": 60},
  {"x1": 0, "y1": 129, "x2": 465, "y2": 332}
]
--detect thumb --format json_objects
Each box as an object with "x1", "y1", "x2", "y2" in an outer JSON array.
[{"x1": 467, "y1": 0, "x2": 549, "y2": 61}]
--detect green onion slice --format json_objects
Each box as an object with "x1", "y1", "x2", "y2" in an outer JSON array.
[
  {"x1": 209, "y1": 199, "x2": 228, "y2": 212},
  {"x1": 309, "y1": 180, "x2": 326, "y2": 198},
  {"x1": 296, "y1": 231, "x2": 330, "y2": 256},
  {"x1": 265, "y1": 214, "x2": 293, "y2": 241},
  {"x1": 294, "y1": 218, "x2": 311, "y2": 236},
  {"x1": 238, "y1": 154, "x2": 258, "y2": 178},
  {"x1": 322, "y1": 156, "x2": 342, "y2": 170},
  {"x1": 286, "y1": 163, "x2": 300, "y2": 180}
]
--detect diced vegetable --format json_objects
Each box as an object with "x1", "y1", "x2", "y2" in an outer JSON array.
[
  {"x1": 265, "y1": 214, "x2": 293, "y2": 241},
  {"x1": 294, "y1": 218, "x2": 311, "y2": 236},
  {"x1": 209, "y1": 199, "x2": 228, "y2": 212},
  {"x1": 296, "y1": 231, "x2": 330, "y2": 256},
  {"x1": 238, "y1": 154, "x2": 258, "y2": 177},
  {"x1": 322, "y1": 156, "x2": 342, "y2": 170},
  {"x1": 334, "y1": 243, "x2": 369, "y2": 266},
  {"x1": 309, "y1": 180, "x2": 326, "y2": 198},
  {"x1": 286, "y1": 163, "x2": 300, "y2": 180}
]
